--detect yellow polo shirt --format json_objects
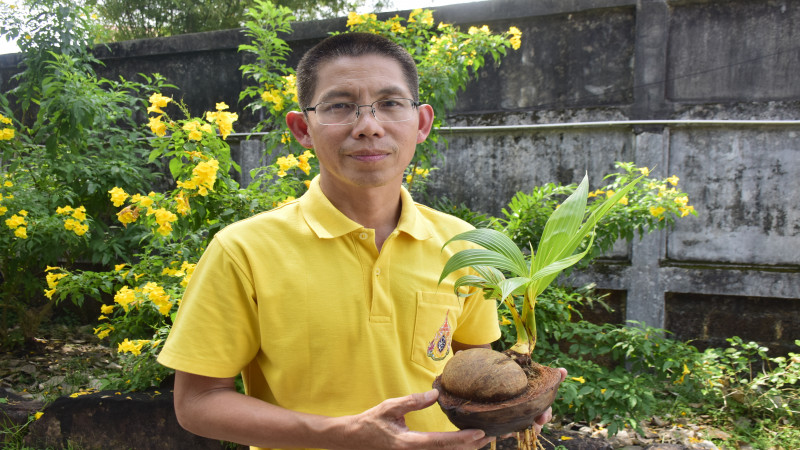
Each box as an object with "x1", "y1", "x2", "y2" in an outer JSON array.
[{"x1": 157, "y1": 177, "x2": 500, "y2": 450}]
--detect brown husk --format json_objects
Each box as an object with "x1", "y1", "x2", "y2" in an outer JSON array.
[{"x1": 433, "y1": 350, "x2": 562, "y2": 436}]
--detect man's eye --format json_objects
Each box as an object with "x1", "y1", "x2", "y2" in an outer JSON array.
[
  {"x1": 327, "y1": 103, "x2": 354, "y2": 111},
  {"x1": 378, "y1": 100, "x2": 402, "y2": 108}
]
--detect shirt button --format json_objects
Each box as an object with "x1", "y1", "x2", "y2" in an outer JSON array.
[
  {"x1": 359, "y1": 232, "x2": 368, "y2": 240},
  {"x1": 374, "y1": 268, "x2": 381, "y2": 276}
]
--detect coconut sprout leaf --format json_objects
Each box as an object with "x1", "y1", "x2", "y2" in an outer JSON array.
[
  {"x1": 471, "y1": 265, "x2": 506, "y2": 286},
  {"x1": 443, "y1": 229, "x2": 528, "y2": 276},
  {"x1": 497, "y1": 277, "x2": 532, "y2": 301},
  {"x1": 564, "y1": 174, "x2": 644, "y2": 256},
  {"x1": 452, "y1": 274, "x2": 494, "y2": 298},
  {"x1": 439, "y1": 248, "x2": 523, "y2": 284},
  {"x1": 527, "y1": 233, "x2": 595, "y2": 296},
  {"x1": 533, "y1": 174, "x2": 589, "y2": 272}
]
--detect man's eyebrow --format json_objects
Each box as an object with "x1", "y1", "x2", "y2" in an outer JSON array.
[
  {"x1": 317, "y1": 86, "x2": 411, "y2": 103},
  {"x1": 318, "y1": 90, "x2": 356, "y2": 102}
]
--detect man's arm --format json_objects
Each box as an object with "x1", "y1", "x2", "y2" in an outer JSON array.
[{"x1": 173, "y1": 370, "x2": 496, "y2": 450}]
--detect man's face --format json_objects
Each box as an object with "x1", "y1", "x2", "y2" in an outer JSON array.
[{"x1": 289, "y1": 54, "x2": 433, "y2": 194}]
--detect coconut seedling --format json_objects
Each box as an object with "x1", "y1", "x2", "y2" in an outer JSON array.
[{"x1": 435, "y1": 172, "x2": 642, "y2": 449}]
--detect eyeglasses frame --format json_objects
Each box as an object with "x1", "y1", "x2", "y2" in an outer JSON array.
[{"x1": 302, "y1": 98, "x2": 422, "y2": 125}]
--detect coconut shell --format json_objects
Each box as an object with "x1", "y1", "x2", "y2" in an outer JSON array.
[
  {"x1": 434, "y1": 361, "x2": 562, "y2": 436},
  {"x1": 439, "y1": 348, "x2": 528, "y2": 402}
]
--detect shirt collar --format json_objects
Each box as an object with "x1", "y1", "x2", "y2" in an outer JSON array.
[{"x1": 300, "y1": 175, "x2": 432, "y2": 241}]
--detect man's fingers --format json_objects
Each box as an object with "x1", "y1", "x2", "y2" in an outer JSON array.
[{"x1": 381, "y1": 389, "x2": 439, "y2": 417}]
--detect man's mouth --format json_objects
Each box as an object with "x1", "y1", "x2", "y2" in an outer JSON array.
[{"x1": 348, "y1": 151, "x2": 389, "y2": 162}]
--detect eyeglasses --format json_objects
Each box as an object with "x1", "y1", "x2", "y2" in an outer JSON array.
[{"x1": 303, "y1": 98, "x2": 421, "y2": 125}]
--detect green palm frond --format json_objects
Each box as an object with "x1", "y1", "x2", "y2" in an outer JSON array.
[{"x1": 439, "y1": 172, "x2": 643, "y2": 355}]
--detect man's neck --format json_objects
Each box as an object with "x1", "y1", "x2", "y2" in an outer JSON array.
[{"x1": 319, "y1": 178, "x2": 402, "y2": 251}]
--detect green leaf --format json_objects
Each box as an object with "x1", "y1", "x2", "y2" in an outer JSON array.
[
  {"x1": 439, "y1": 248, "x2": 522, "y2": 284},
  {"x1": 443, "y1": 229, "x2": 527, "y2": 275},
  {"x1": 534, "y1": 174, "x2": 589, "y2": 269}
]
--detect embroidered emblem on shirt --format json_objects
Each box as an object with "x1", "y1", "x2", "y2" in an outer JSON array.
[{"x1": 426, "y1": 310, "x2": 452, "y2": 361}]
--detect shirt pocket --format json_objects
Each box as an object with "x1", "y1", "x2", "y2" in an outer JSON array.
[{"x1": 410, "y1": 291, "x2": 462, "y2": 374}]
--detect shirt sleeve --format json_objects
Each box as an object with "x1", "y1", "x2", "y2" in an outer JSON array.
[
  {"x1": 452, "y1": 290, "x2": 501, "y2": 346},
  {"x1": 157, "y1": 236, "x2": 261, "y2": 378}
]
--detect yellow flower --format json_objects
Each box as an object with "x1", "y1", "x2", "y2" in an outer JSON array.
[
  {"x1": 34, "y1": 412, "x2": 44, "y2": 420},
  {"x1": 391, "y1": 21, "x2": 406, "y2": 34},
  {"x1": 406, "y1": 174, "x2": 413, "y2": 183},
  {"x1": 666, "y1": 175, "x2": 680, "y2": 186},
  {"x1": 215, "y1": 102, "x2": 229, "y2": 111},
  {"x1": 114, "y1": 286, "x2": 137, "y2": 312},
  {"x1": 674, "y1": 363, "x2": 691, "y2": 384},
  {"x1": 674, "y1": 195, "x2": 689, "y2": 205},
  {"x1": 118, "y1": 338, "x2": 147, "y2": 356},
  {"x1": 3, "y1": 180, "x2": 12, "y2": 187},
  {"x1": 117, "y1": 205, "x2": 140, "y2": 226},
  {"x1": 420, "y1": 10, "x2": 434, "y2": 26},
  {"x1": 649, "y1": 206, "x2": 666, "y2": 217},
  {"x1": 71, "y1": 206, "x2": 87, "y2": 221},
  {"x1": 44, "y1": 288, "x2": 56, "y2": 299},
  {"x1": 605, "y1": 189, "x2": 616, "y2": 198},
  {"x1": 114, "y1": 263, "x2": 127, "y2": 271},
  {"x1": 347, "y1": 11, "x2": 364, "y2": 27},
  {"x1": 46, "y1": 272, "x2": 67, "y2": 289},
  {"x1": 0, "y1": 128, "x2": 14, "y2": 140},
  {"x1": 679, "y1": 205, "x2": 695, "y2": 217},
  {"x1": 175, "y1": 191, "x2": 190, "y2": 216},
  {"x1": 100, "y1": 304, "x2": 114, "y2": 314},
  {"x1": 6, "y1": 213, "x2": 27, "y2": 229},
  {"x1": 153, "y1": 208, "x2": 177, "y2": 236},
  {"x1": 277, "y1": 196, "x2": 295, "y2": 207},
  {"x1": 183, "y1": 121, "x2": 204, "y2": 141},
  {"x1": 192, "y1": 159, "x2": 219, "y2": 193},
  {"x1": 148, "y1": 93, "x2": 172, "y2": 111},
  {"x1": 276, "y1": 154, "x2": 299, "y2": 177},
  {"x1": 618, "y1": 196, "x2": 629, "y2": 205},
  {"x1": 108, "y1": 187, "x2": 129, "y2": 207},
  {"x1": 206, "y1": 110, "x2": 237, "y2": 139},
  {"x1": 148, "y1": 115, "x2": 167, "y2": 137},
  {"x1": 0, "y1": 113, "x2": 11, "y2": 125},
  {"x1": 508, "y1": 26, "x2": 522, "y2": 50},
  {"x1": 639, "y1": 167, "x2": 650, "y2": 176},
  {"x1": 408, "y1": 8, "x2": 423, "y2": 22},
  {"x1": 304, "y1": 180, "x2": 311, "y2": 189},
  {"x1": 142, "y1": 282, "x2": 173, "y2": 315},
  {"x1": 131, "y1": 193, "x2": 154, "y2": 208},
  {"x1": 261, "y1": 88, "x2": 285, "y2": 111},
  {"x1": 571, "y1": 376, "x2": 586, "y2": 384}
]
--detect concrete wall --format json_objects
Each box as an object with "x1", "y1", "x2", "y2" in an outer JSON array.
[{"x1": 2, "y1": 0, "x2": 798, "y2": 353}]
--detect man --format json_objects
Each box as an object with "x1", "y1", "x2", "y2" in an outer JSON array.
[{"x1": 158, "y1": 32, "x2": 561, "y2": 450}]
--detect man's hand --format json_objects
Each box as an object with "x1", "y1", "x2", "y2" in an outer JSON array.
[
  {"x1": 335, "y1": 389, "x2": 496, "y2": 450},
  {"x1": 530, "y1": 367, "x2": 568, "y2": 436}
]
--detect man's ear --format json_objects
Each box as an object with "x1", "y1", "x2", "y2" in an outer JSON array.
[
  {"x1": 286, "y1": 111, "x2": 314, "y2": 148},
  {"x1": 416, "y1": 104, "x2": 435, "y2": 144}
]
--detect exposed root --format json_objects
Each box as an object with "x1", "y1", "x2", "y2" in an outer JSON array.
[{"x1": 511, "y1": 426, "x2": 545, "y2": 450}]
